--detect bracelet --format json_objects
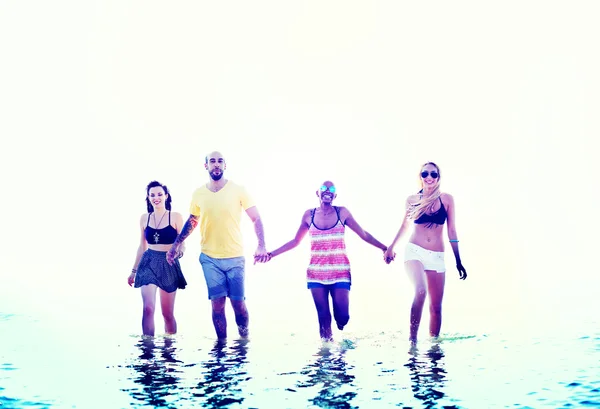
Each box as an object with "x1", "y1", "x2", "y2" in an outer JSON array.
[
  {"x1": 131, "y1": 268, "x2": 137, "y2": 274},
  {"x1": 449, "y1": 240, "x2": 459, "y2": 243}
]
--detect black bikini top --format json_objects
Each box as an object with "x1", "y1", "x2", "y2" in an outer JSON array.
[
  {"x1": 144, "y1": 212, "x2": 178, "y2": 244},
  {"x1": 414, "y1": 197, "x2": 447, "y2": 228}
]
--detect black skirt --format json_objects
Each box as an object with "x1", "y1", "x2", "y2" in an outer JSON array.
[{"x1": 134, "y1": 249, "x2": 187, "y2": 293}]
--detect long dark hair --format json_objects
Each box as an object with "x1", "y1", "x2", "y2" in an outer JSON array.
[{"x1": 145, "y1": 181, "x2": 172, "y2": 212}]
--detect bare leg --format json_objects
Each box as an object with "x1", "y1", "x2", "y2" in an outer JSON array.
[
  {"x1": 405, "y1": 260, "x2": 427, "y2": 343},
  {"x1": 230, "y1": 299, "x2": 249, "y2": 338},
  {"x1": 159, "y1": 289, "x2": 177, "y2": 335},
  {"x1": 140, "y1": 285, "x2": 158, "y2": 336},
  {"x1": 425, "y1": 270, "x2": 445, "y2": 338},
  {"x1": 211, "y1": 297, "x2": 228, "y2": 340},
  {"x1": 331, "y1": 288, "x2": 350, "y2": 331},
  {"x1": 310, "y1": 288, "x2": 333, "y2": 341}
]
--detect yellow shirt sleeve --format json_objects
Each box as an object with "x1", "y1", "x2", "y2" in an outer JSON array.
[
  {"x1": 189, "y1": 188, "x2": 203, "y2": 217},
  {"x1": 239, "y1": 185, "x2": 255, "y2": 211}
]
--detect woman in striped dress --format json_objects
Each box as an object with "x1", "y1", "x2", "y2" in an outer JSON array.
[{"x1": 264, "y1": 180, "x2": 389, "y2": 341}]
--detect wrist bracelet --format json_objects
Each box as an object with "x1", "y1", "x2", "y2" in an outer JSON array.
[
  {"x1": 449, "y1": 240, "x2": 459, "y2": 243},
  {"x1": 131, "y1": 268, "x2": 137, "y2": 274}
]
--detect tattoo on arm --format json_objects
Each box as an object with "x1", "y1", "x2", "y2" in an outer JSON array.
[
  {"x1": 254, "y1": 217, "x2": 265, "y2": 247},
  {"x1": 175, "y1": 216, "x2": 199, "y2": 244}
]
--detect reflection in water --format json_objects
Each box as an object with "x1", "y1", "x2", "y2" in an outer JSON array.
[
  {"x1": 405, "y1": 342, "x2": 454, "y2": 409},
  {"x1": 296, "y1": 345, "x2": 357, "y2": 409},
  {"x1": 193, "y1": 338, "x2": 250, "y2": 408},
  {"x1": 125, "y1": 336, "x2": 183, "y2": 408}
]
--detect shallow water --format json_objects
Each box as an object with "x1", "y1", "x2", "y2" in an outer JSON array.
[{"x1": 1, "y1": 309, "x2": 598, "y2": 409}]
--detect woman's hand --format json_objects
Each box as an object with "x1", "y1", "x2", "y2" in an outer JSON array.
[
  {"x1": 457, "y1": 263, "x2": 467, "y2": 280},
  {"x1": 383, "y1": 247, "x2": 396, "y2": 264},
  {"x1": 167, "y1": 244, "x2": 180, "y2": 265},
  {"x1": 127, "y1": 272, "x2": 136, "y2": 286},
  {"x1": 254, "y1": 252, "x2": 273, "y2": 264}
]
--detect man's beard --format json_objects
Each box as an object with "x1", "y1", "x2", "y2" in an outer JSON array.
[{"x1": 210, "y1": 170, "x2": 223, "y2": 181}]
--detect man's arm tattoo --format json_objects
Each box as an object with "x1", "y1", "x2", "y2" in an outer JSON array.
[
  {"x1": 253, "y1": 217, "x2": 265, "y2": 247},
  {"x1": 175, "y1": 216, "x2": 199, "y2": 244}
]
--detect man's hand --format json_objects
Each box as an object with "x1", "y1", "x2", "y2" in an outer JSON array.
[
  {"x1": 166, "y1": 244, "x2": 180, "y2": 265},
  {"x1": 253, "y1": 245, "x2": 269, "y2": 264},
  {"x1": 383, "y1": 247, "x2": 396, "y2": 264}
]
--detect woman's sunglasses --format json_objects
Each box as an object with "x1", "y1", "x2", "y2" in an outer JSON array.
[
  {"x1": 421, "y1": 171, "x2": 439, "y2": 179},
  {"x1": 320, "y1": 185, "x2": 336, "y2": 193}
]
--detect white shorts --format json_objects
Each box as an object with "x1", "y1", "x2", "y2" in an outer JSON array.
[{"x1": 404, "y1": 243, "x2": 446, "y2": 273}]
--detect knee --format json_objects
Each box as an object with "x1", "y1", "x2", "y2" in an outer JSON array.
[
  {"x1": 429, "y1": 303, "x2": 442, "y2": 315},
  {"x1": 230, "y1": 300, "x2": 248, "y2": 315},
  {"x1": 142, "y1": 304, "x2": 155, "y2": 316},
  {"x1": 211, "y1": 298, "x2": 227, "y2": 314},
  {"x1": 414, "y1": 287, "x2": 427, "y2": 301},
  {"x1": 162, "y1": 309, "x2": 175, "y2": 321}
]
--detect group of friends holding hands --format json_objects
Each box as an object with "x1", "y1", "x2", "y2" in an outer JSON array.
[{"x1": 128, "y1": 151, "x2": 467, "y2": 344}]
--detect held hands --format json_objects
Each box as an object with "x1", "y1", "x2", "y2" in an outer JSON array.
[
  {"x1": 253, "y1": 245, "x2": 270, "y2": 265},
  {"x1": 383, "y1": 247, "x2": 396, "y2": 264},
  {"x1": 254, "y1": 252, "x2": 273, "y2": 264},
  {"x1": 457, "y1": 263, "x2": 467, "y2": 280},
  {"x1": 166, "y1": 244, "x2": 181, "y2": 265}
]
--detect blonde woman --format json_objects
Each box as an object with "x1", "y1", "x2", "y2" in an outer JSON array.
[{"x1": 384, "y1": 162, "x2": 467, "y2": 343}]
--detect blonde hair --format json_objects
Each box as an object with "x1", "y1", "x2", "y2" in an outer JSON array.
[{"x1": 407, "y1": 162, "x2": 442, "y2": 220}]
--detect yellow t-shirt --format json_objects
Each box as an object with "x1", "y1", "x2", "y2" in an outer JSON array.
[{"x1": 189, "y1": 181, "x2": 255, "y2": 258}]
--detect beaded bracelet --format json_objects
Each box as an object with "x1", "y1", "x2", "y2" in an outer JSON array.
[
  {"x1": 449, "y1": 240, "x2": 459, "y2": 243},
  {"x1": 131, "y1": 268, "x2": 137, "y2": 274}
]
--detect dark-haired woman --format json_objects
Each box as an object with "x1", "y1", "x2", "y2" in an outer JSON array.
[
  {"x1": 384, "y1": 162, "x2": 467, "y2": 343},
  {"x1": 128, "y1": 181, "x2": 187, "y2": 336}
]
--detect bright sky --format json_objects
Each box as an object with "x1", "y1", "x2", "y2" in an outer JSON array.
[{"x1": 1, "y1": 1, "x2": 598, "y2": 331}]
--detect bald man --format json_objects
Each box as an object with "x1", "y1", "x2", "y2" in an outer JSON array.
[{"x1": 167, "y1": 151, "x2": 269, "y2": 340}]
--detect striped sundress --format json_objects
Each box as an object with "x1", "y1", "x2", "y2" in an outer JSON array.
[{"x1": 306, "y1": 207, "x2": 351, "y2": 286}]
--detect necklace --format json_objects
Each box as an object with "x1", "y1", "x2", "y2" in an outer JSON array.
[{"x1": 152, "y1": 211, "x2": 168, "y2": 244}]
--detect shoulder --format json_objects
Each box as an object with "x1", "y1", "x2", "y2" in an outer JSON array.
[
  {"x1": 301, "y1": 208, "x2": 313, "y2": 222},
  {"x1": 171, "y1": 211, "x2": 184, "y2": 221},
  {"x1": 336, "y1": 206, "x2": 350, "y2": 216},
  {"x1": 139, "y1": 213, "x2": 149, "y2": 226},
  {"x1": 228, "y1": 180, "x2": 249, "y2": 193},
  {"x1": 440, "y1": 192, "x2": 454, "y2": 206},
  {"x1": 406, "y1": 194, "x2": 420, "y2": 205}
]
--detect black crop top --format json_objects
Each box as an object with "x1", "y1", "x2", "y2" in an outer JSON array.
[
  {"x1": 145, "y1": 212, "x2": 178, "y2": 245},
  {"x1": 414, "y1": 197, "x2": 447, "y2": 228}
]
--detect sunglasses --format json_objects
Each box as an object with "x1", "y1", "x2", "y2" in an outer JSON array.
[
  {"x1": 421, "y1": 171, "x2": 439, "y2": 179},
  {"x1": 320, "y1": 185, "x2": 336, "y2": 193}
]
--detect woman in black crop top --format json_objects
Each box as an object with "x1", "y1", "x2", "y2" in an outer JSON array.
[
  {"x1": 128, "y1": 181, "x2": 188, "y2": 336},
  {"x1": 384, "y1": 162, "x2": 467, "y2": 343}
]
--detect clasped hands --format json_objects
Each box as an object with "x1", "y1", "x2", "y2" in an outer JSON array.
[
  {"x1": 166, "y1": 244, "x2": 185, "y2": 265},
  {"x1": 383, "y1": 247, "x2": 396, "y2": 264},
  {"x1": 253, "y1": 246, "x2": 270, "y2": 264}
]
